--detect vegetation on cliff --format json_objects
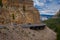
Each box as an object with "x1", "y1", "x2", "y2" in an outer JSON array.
[
  {"x1": 0, "y1": 0, "x2": 3, "y2": 7},
  {"x1": 44, "y1": 10, "x2": 60, "y2": 40}
]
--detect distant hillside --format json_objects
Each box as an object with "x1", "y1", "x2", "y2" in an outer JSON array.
[
  {"x1": 40, "y1": 14, "x2": 54, "y2": 21},
  {"x1": 41, "y1": 14, "x2": 54, "y2": 18},
  {"x1": 55, "y1": 10, "x2": 60, "y2": 17},
  {"x1": 52, "y1": 10, "x2": 60, "y2": 18},
  {"x1": 44, "y1": 10, "x2": 60, "y2": 40}
]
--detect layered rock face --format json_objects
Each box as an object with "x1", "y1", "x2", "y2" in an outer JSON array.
[
  {"x1": 1, "y1": 0, "x2": 40, "y2": 24},
  {"x1": 0, "y1": 0, "x2": 56, "y2": 40},
  {"x1": 0, "y1": 8, "x2": 11, "y2": 24}
]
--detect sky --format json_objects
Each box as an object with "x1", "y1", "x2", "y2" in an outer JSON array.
[{"x1": 33, "y1": 0, "x2": 60, "y2": 15}]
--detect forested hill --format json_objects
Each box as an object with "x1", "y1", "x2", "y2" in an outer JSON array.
[{"x1": 44, "y1": 10, "x2": 60, "y2": 40}]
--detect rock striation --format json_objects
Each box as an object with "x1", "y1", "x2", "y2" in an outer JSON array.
[
  {"x1": 0, "y1": 0, "x2": 56, "y2": 40},
  {"x1": 1, "y1": 0, "x2": 40, "y2": 24}
]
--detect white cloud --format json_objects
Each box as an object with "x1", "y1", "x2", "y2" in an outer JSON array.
[
  {"x1": 33, "y1": 0, "x2": 45, "y2": 6},
  {"x1": 39, "y1": 2, "x2": 44, "y2": 6},
  {"x1": 44, "y1": 0, "x2": 46, "y2": 3},
  {"x1": 41, "y1": 10, "x2": 55, "y2": 13},
  {"x1": 49, "y1": 0, "x2": 53, "y2": 1},
  {"x1": 40, "y1": 10, "x2": 56, "y2": 15},
  {"x1": 40, "y1": 17, "x2": 48, "y2": 21},
  {"x1": 33, "y1": 0, "x2": 60, "y2": 15}
]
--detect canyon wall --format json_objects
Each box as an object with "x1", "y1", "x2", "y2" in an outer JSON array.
[{"x1": 1, "y1": 0, "x2": 40, "y2": 24}]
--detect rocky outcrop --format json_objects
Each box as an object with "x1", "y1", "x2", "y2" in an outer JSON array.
[
  {"x1": 1, "y1": 0, "x2": 40, "y2": 24},
  {"x1": 0, "y1": 25, "x2": 56, "y2": 40},
  {"x1": 52, "y1": 10, "x2": 60, "y2": 18},
  {"x1": 0, "y1": 0, "x2": 56, "y2": 40},
  {"x1": 0, "y1": 8, "x2": 11, "y2": 24}
]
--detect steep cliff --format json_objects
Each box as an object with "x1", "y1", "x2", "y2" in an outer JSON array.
[
  {"x1": 1, "y1": 0, "x2": 40, "y2": 24},
  {"x1": 0, "y1": 0, "x2": 56, "y2": 40}
]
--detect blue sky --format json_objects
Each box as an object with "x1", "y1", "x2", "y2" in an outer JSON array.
[{"x1": 33, "y1": 0, "x2": 60, "y2": 15}]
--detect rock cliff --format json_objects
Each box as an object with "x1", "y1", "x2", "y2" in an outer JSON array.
[
  {"x1": 1, "y1": 0, "x2": 40, "y2": 24},
  {"x1": 0, "y1": 0, "x2": 56, "y2": 40}
]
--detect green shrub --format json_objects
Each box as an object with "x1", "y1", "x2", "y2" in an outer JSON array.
[
  {"x1": 44, "y1": 18, "x2": 60, "y2": 40},
  {"x1": 12, "y1": 14, "x2": 15, "y2": 20}
]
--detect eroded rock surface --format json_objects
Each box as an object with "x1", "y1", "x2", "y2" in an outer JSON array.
[
  {"x1": 0, "y1": 25, "x2": 56, "y2": 40},
  {"x1": 0, "y1": 0, "x2": 56, "y2": 40},
  {"x1": 1, "y1": 0, "x2": 40, "y2": 24}
]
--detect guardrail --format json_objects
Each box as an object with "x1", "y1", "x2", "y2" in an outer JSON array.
[
  {"x1": 0, "y1": 23, "x2": 46, "y2": 30},
  {"x1": 21, "y1": 24, "x2": 46, "y2": 30}
]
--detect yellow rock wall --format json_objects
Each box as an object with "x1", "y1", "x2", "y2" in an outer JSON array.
[{"x1": 1, "y1": 0, "x2": 40, "y2": 24}]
